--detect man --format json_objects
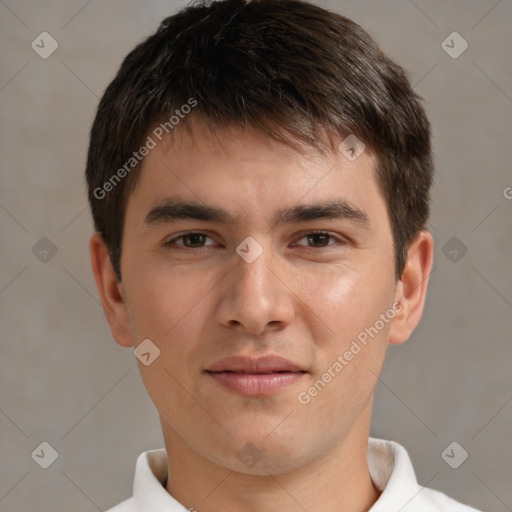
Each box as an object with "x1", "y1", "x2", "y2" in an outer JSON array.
[{"x1": 86, "y1": 0, "x2": 481, "y2": 510}]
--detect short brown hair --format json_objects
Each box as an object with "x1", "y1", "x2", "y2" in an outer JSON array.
[{"x1": 86, "y1": 0, "x2": 433, "y2": 281}]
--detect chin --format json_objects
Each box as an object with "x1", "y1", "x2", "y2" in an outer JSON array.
[{"x1": 204, "y1": 430, "x2": 313, "y2": 476}]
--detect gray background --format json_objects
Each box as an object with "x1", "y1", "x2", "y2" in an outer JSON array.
[{"x1": 1, "y1": 0, "x2": 511, "y2": 510}]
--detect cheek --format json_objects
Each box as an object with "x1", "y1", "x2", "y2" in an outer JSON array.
[
  {"x1": 124, "y1": 264, "x2": 218, "y2": 390},
  {"x1": 294, "y1": 262, "x2": 394, "y2": 348},
  {"x1": 124, "y1": 263, "x2": 212, "y2": 339},
  {"x1": 293, "y1": 262, "x2": 394, "y2": 416},
  {"x1": 295, "y1": 270, "x2": 391, "y2": 426},
  {"x1": 126, "y1": 267, "x2": 210, "y2": 410}
]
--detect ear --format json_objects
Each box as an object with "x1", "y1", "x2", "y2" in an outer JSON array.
[
  {"x1": 388, "y1": 230, "x2": 434, "y2": 346},
  {"x1": 89, "y1": 232, "x2": 133, "y2": 347}
]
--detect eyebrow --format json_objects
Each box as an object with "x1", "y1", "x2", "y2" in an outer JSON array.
[{"x1": 144, "y1": 198, "x2": 371, "y2": 230}]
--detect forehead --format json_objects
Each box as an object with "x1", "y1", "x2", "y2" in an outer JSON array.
[{"x1": 127, "y1": 118, "x2": 387, "y2": 235}]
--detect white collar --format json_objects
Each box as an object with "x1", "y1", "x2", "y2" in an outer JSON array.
[{"x1": 123, "y1": 437, "x2": 479, "y2": 512}]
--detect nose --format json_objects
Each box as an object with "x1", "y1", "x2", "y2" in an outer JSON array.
[{"x1": 215, "y1": 245, "x2": 295, "y2": 335}]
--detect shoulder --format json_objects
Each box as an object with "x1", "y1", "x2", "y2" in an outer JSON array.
[
  {"x1": 368, "y1": 437, "x2": 482, "y2": 512},
  {"x1": 404, "y1": 485, "x2": 482, "y2": 512}
]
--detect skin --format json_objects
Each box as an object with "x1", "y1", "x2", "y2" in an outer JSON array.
[{"x1": 90, "y1": 116, "x2": 434, "y2": 512}]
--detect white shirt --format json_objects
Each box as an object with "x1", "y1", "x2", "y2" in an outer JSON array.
[{"x1": 106, "y1": 437, "x2": 481, "y2": 511}]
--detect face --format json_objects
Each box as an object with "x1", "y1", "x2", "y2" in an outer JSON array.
[{"x1": 112, "y1": 118, "x2": 404, "y2": 474}]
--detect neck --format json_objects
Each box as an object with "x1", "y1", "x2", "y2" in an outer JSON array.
[{"x1": 162, "y1": 406, "x2": 381, "y2": 512}]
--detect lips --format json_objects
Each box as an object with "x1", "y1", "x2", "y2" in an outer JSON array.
[
  {"x1": 206, "y1": 355, "x2": 306, "y2": 374},
  {"x1": 205, "y1": 355, "x2": 307, "y2": 396}
]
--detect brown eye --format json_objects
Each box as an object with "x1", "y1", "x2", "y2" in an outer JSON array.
[
  {"x1": 294, "y1": 231, "x2": 345, "y2": 248},
  {"x1": 164, "y1": 232, "x2": 215, "y2": 248},
  {"x1": 182, "y1": 233, "x2": 207, "y2": 247},
  {"x1": 307, "y1": 233, "x2": 330, "y2": 247}
]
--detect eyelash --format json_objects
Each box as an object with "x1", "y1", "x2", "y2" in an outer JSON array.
[{"x1": 163, "y1": 230, "x2": 348, "y2": 250}]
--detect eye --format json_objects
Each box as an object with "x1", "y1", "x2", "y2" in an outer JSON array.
[
  {"x1": 162, "y1": 230, "x2": 347, "y2": 250},
  {"x1": 163, "y1": 232, "x2": 216, "y2": 249},
  {"x1": 293, "y1": 231, "x2": 347, "y2": 248}
]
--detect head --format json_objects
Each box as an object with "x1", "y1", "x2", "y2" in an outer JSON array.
[{"x1": 87, "y1": 0, "x2": 434, "y2": 475}]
